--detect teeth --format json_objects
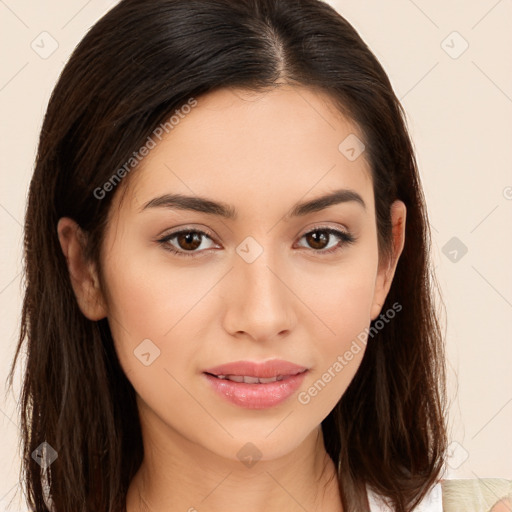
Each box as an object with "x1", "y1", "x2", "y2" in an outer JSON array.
[
  {"x1": 243, "y1": 375, "x2": 260, "y2": 384},
  {"x1": 258, "y1": 376, "x2": 279, "y2": 383},
  {"x1": 214, "y1": 374, "x2": 286, "y2": 383}
]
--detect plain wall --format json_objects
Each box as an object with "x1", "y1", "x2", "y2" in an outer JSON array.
[{"x1": 1, "y1": 0, "x2": 511, "y2": 509}]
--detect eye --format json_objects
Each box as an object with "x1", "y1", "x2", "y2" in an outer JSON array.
[
  {"x1": 295, "y1": 227, "x2": 356, "y2": 254},
  {"x1": 157, "y1": 226, "x2": 357, "y2": 258},
  {"x1": 157, "y1": 229, "x2": 218, "y2": 257}
]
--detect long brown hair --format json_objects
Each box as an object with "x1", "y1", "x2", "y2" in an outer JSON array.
[{"x1": 7, "y1": 0, "x2": 447, "y2": 510}]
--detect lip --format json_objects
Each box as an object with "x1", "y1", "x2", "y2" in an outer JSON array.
[
  {"x1": 203, "y1": 359, "x2": 308, "y2": 379},
  {"x1": 203, "y1": 359, "x2": 309, "y2": 410}
]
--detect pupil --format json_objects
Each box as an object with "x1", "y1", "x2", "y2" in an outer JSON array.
[
  {"x1": 179, "y1": 232, "x2": 201, "y2": 250},
  {"x1": 308, "y1": 231, "x2": 327, "y2": 249}
]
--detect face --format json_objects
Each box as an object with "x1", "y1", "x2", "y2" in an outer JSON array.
[{"x1": 61, "y1": 85, "x2": 405, "y2": 463}]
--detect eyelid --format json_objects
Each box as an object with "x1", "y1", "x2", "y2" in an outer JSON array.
[
  {"x1": 160, "y1": 225, "x2": 216, "y2": 240},
  {"x1": 297, "y1": 222, "x2": 350, "y2": 238}
]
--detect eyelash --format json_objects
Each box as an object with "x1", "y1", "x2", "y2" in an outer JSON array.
[{"x1": 157, "y1": 226, "x2": 356, "y2": 258}]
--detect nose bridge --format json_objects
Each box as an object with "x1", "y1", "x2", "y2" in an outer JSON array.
[
  {"x1": 243, "y1": 253, "x2": 284, "y2": 304},
  {"x1": 223, "y1": 241, "x2": 296, "y2": 339}
]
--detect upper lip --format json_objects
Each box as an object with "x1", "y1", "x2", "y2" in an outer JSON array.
[{"x1": 203, "y1": 359, "x2": 309, "y2": 378}]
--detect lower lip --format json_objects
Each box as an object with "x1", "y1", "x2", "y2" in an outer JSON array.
[{"x1": 203, "y1": 371, "x2": 308, "y2": 409}]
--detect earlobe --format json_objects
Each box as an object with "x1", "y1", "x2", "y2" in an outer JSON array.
[
  {"x1": 57, "y1": 217, "x2": 107, "y2": 321},
  {"x1": 370, "y1": 200, "x2": 407, "y2": 320}
]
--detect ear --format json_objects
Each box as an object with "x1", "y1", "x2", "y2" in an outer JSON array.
[
  {"x1": 370, "y1": 200, "x2": 406, "y2": 321},
  {"x1": 57, "y1": 217, "x2": 108, "y2": 321}
]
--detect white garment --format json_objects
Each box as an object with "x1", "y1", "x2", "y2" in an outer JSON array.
[{"x1": 368, "y1": 482, "x2": 443, "y2": 512}]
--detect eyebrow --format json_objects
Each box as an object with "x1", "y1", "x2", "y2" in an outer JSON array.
[{"x1": 140, "y1": 188, "x2": 366, "y2": 219}]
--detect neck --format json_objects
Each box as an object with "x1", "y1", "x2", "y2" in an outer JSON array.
[{"x1": 125, "y1": 407, "x2": 343, "y2": 512}]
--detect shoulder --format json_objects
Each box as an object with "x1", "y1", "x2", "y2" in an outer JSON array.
[
  {"x1": 367, "y1": 479, "x2": 512, "y2": 512},
  {"x1": 441, "y1": 478, "x2": 512, "y2": 512}
]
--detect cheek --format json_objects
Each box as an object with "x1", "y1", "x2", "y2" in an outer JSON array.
[
  {"x1": 102, "y1": 257, "x2": 205, "y2": 418},
  {"x1": 102, "y1": 229, "x2": 213, "y2": 336},
  {"x1": 100, "y1": 239, "x2": 204, "y2": 381},
  {"x1": 299, "y1": 252, "x2": 378, "y2": 409},
  {"x1": 308, "y1": 250, "x2": 378, "y2": 341}
]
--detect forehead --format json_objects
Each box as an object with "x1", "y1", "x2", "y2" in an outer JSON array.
[{"x1": 114, "y1": 85, "x2": 373, "y2": 217}]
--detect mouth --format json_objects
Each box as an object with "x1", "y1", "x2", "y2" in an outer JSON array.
[
  {"x1": 203, "y1": 359, "x2": 309, "y2": 380},
  {"x1": 202, "y1": 360, "x2": 309, "y2": 409},
  {"x1": 204, "y1": 371, "x2": 306, "y2": 384}
]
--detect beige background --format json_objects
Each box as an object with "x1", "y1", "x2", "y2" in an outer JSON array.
[{"x1": 1, "y1": 0, "x2": 511, "y2": 509}]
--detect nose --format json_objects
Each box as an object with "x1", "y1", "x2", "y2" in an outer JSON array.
[{"x1": 222, "y1": 248, "x2": 297, "y2": 343}]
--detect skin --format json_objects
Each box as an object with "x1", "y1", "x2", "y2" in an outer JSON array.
[
  {"x1": 490, "y1": 498, "x2": 512, "y2": 512},
  {"x1": 58, "y1": 85, "x2": 406, "y2": 512}
]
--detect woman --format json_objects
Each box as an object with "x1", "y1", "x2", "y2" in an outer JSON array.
[{"x1": 8, "y1": 0, "x2": 450, "y2": 510}]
